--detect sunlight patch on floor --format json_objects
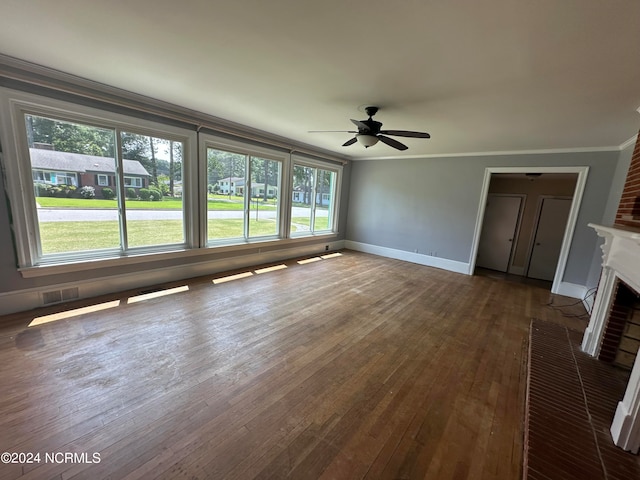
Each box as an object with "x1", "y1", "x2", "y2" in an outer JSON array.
[
  {"x1": 213, "y1": 272, "x2": 254, "y2": 284},
  {"x1": 297, "y1": 257, "x2": 322, "y2": 265},
  {"x1": 127, "y1": 285, "x2": 190, "y2": 304},
  {"x1": 255, "y1": 264, "x2": 287, "y2": 274},
  {"x1": 321, "y1": 252, "x2": 342, "y2": 259},
  {"x1": 29, "y1": 300, "x2": 121, "y2": 327}
]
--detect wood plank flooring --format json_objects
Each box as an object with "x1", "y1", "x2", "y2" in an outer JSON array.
[{"x1": 0, "y1": 250, "x2": 590, "y2": 479}]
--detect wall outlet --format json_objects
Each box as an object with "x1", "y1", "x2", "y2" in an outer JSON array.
[{"x1": 325, "y1": 245, "x2": 329, "y2": 251}]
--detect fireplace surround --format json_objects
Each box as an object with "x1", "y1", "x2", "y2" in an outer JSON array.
[{"x1": 582, "y1": 223, "x2": 640, "y2": 452}]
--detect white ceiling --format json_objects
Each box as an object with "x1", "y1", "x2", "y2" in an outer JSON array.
[{"x1": 1, "y1": 0, "x2": 639, "y2": 160}]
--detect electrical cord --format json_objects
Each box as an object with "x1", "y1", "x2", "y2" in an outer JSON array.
[{"x1": 545, "y1": 287, "x2": 597, "y2": 319}]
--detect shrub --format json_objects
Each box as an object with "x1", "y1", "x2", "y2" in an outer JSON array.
[
  {"x1": 62, "y1": 185, "x2": 76, "y2": 197},
  {"x1": 138, "y1": 188, "x2": 151, "y2": 201},
  {"x1": 148, "y1": 188, "x2": 162, "y2": 201},
  {"x1": 126, "y1": 188, "x2": 137, "y2": 199},
  {"x1": 101, "y1": 187, "x2": 116, "y2": 200},
  {"x1": 34, "y1": 183, "x2": 50, "y2": 197},
  {"x1": 156, "y1": 183, "x2": 170, "y2": 196},
  {"x1": 79, "y1": 185, "x2": 95, "y2": 199}
]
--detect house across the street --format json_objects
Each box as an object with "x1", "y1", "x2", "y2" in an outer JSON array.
[
  {"x1": 217, "y1": 176, "x2": 278, "y2": 198},
  {"x1": 29, "y1": 146, "x2": 150, "y2": 197}
]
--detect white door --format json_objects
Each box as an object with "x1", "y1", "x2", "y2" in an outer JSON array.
[
  {"x1": 476, "y1": 195, "x2": 522, "y2": 272},
  {"x1": 527, "y1": 197, "x2": 572, "y2": 281}
]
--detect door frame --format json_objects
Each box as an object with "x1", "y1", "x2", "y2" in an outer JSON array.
[
  {"x1": 525, "y1": 195, "x2": 574, "y2": 278},
  {"x1": 469, "y1": 166, "x2": 589, "y2": 294}
]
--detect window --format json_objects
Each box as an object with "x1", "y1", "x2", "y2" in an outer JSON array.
[
  {"x1": 290, "y1": 160, "x2": 339, "y2": 235},
  {"x1": 0, "y1": 89, "x2": 195, "y2": 267},
  {"x1": 0, "y1": 87, "x2": 341, "y2": 274},
  {"x1": 97, "y1": 174, "x2": 109, "y2": 186},
  {"x1": 120, "y1": 131, "x2": 185, "y2": 248},
  {"x1": 124, "y1": 176, "x2": 142, "y2": 188},
  {"x1": 204, "y1": 138, "x2": 283, "y2": 243}
]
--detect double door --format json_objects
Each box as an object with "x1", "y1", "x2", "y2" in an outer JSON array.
[{"x1": 477, "y1": 194, "x2": 571, "y2": 281}]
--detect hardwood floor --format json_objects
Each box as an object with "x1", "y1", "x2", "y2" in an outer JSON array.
[{"x1": 0, "y1": 250, "x2": 589, "y2": 480}]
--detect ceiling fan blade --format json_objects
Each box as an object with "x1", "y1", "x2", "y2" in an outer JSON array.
[
  {"x1": 378, "y1": 135, "x2": 408, "y2": 151},
  {"x1": 342, "y1": 137, "x2": 358, "y2": 147},
  {"x1": 351, "y1": 119, "x2": 370, "y2": 132},
  {"x1": 379, "y1": 130, "x2": 430, "y2": 138}
]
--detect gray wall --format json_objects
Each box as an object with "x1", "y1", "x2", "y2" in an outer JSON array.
[{"x1": 346, "y1": 150, "x2": 622, "y2": 287}]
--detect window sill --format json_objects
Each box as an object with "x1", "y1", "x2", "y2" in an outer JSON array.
[{"x1": 18, "y1": 234, "x2": 338, "y2": 278}]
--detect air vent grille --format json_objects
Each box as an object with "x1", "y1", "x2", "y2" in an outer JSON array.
[
  {"x1": 42, "y1": 290, "x2": 62, "y2": 305},
  {"x1": 41, "y1": 287, "x2": 79, "y2": 305}
]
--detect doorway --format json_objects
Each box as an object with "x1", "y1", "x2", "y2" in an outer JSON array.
[{"x1": 470, "y1": 167, "x2": 589, "y2": 295}]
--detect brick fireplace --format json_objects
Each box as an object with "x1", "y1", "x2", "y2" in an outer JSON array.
[
  {"x1": 581, "y1": 130, "x2": 640, "y2": 452},
  {"x1": 597, "y1": 280, "x2": 640, "y2": 369},
  {"x1": 615, "y1": 133, "x2": 640, "y2": 229}
]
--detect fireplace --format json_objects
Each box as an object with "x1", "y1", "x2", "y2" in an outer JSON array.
[
  {"x1": 598, "y1": 280, "x2": 640, "y2": 369},
  {"x1": 581, "y1": 223, "x2": 640, "y2": 452}
]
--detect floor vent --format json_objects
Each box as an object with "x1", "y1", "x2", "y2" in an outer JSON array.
[{"x1": 42, "y1": 287, "x2": 79, "y2": 305}]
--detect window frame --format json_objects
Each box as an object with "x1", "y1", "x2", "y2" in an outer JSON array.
[
  {"x1": 123, "y1": 176, "x2": 142, "y2": 188},
  {"x1": 0, "y1": 87, "x2": 198, "y2": 269},
  {"x1": 97, "y1": 174, "x2": 109, "y2": 187},
  {"x1": 199, "y1": 133, "x2": 289, "y2": 247},
  {"x1": 290, "y1": 154, "x2": 342, "y2": 237}
]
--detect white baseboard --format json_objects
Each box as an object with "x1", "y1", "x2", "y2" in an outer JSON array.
[
  {"x1": 0, "y1": 240, "x2": 345, "y2": 317},
  {"x1": 344, "y1": 240, "x2": 470, "y2": 275}
]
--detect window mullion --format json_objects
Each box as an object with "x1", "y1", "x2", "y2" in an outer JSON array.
[
  {"x1": 115, "y1": 130, "x2": 128, "y2": 251},
  {"x1": 244, "y1": 155, "x2": 251, "y2": 239},
  {"x1": 310, "y1": 168, "x2": 318, "y2": 233}
]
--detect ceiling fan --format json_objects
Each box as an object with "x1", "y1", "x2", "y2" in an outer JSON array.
[{"x1": 310, "y1": 106, "x2": 430, "y2": 151}]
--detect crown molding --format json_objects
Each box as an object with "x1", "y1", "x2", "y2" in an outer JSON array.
[
  {"x1": 355, "y1": 145, "x2": 624, "y2": 161},
  {"x1": 620, "y1": 134, "x2": 639, "y2": 151}
]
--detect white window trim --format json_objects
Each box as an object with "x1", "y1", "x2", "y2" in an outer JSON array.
[
  {"x1": 290, "y1": 153, "x2": 342, "y2": 237},
  {"x1": 124, "y1": 176, "x2": 142, "y2": 188},
  {"x1": 0, "y1": 87, "x2": 198, "y2": 269}
]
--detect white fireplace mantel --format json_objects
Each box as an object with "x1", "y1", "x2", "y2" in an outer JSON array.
[{"x1": 581, "y1": 223, "x2": 640, "y2": 453}]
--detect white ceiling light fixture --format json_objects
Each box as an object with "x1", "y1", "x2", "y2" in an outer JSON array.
[{"x1": 356, "y1": 134, "x2": 379, "y2": 148}]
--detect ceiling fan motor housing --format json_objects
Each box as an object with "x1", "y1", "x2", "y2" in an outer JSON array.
[{"x1": 360, "y1": 120, "x2": 382, "y2": 135}]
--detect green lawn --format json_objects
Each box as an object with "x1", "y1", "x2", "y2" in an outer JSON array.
[
  {"x1": 40, "y1": 219, "x2": 288, "y2": 254},
  {"x1": 291, "y1": 216, "x2": 330, "y2": 230},
  {"x1": 36, "y1": 196, "x2": 276, "y2": 211}
]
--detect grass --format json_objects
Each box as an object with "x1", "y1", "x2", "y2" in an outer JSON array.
[
  {"x1": 291, "y1": 216, "x2": 330, "y2": 230},
  {"x1": 39, "y1": 219, "x2": 287, "y2": 254},
  {"x1": 36, "y1": 196, "x2": 276, "y2": 211}
]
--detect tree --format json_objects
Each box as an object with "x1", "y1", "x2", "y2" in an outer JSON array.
[
  {"x1": 207, "y1": 148, "x2": 246, "y2": 195},
  {"x1": 27, "y1": 114, "x2": 114, "y2": 157},
  {"x1": 293, "y1": 165, "x2": 314, "y2": 204},
  {"x1": 316, "y1": 169, "x2": 332, "y2": 206},
  {"x1": 148, "y1": 136, "x2": 158, "y2": 186}
]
